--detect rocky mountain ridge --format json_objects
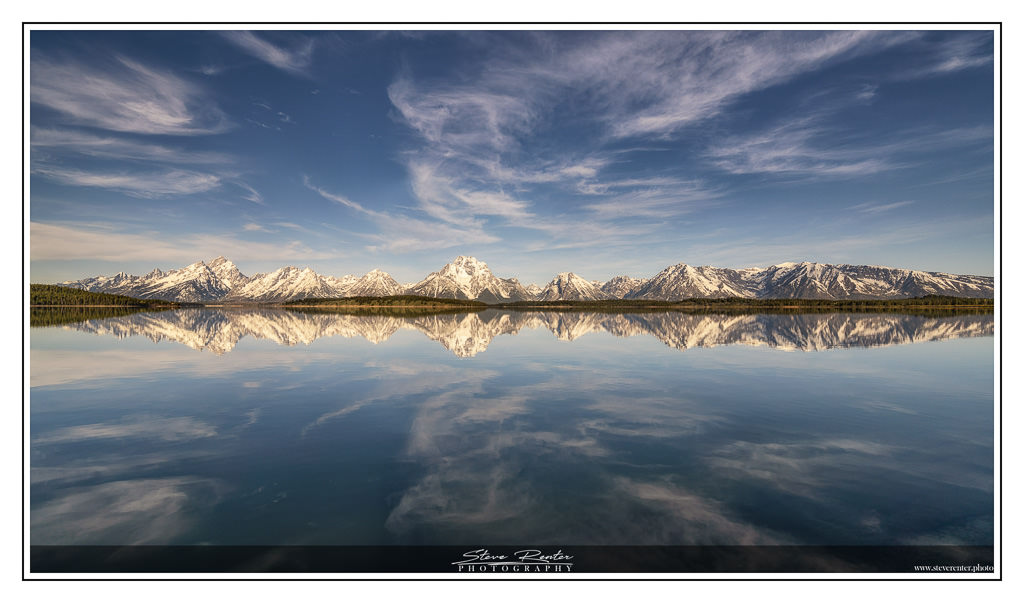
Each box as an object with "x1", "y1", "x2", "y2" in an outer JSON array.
[{"x1": 59, "y1": 255, "x2": 994, "y2": 303}]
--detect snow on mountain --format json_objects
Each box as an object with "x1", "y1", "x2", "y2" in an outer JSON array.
[
  {"x1": 142, "y1": 263, "x2": 234, "y2": 302},
  {"x1": 326, "y1": 274, "x2": 360, "y2": 294},
  {"x1": 627, "y1": 264, "x2": 759, "y2": 300},
  {"x1": 207, "y1": 256, "x2": 251, "y2": 290},
  {"x1": 223, "y1": 266, "x2": 339, "y2": 302},
  {"x1": 758, "y1": 262, "x2": 994, "y2": 300},
  {"x1": 600, "y1": 275, "x2": 649, "y2": 298},
  {"x1": 62, "y1": 259, "x2": 235, "y2": 302},
  {"x1": 408, "y1": 255, "x2": 532, "y2": 302},
  {"x1": 58, "y1": 256, "x2": 994, "y2": 303},
  {"x1": 345, "y1": 269, "x2": 405, "y2": 297},
  {"x1": 537, "y1": 272, "x2": 614, "y2": 301}
]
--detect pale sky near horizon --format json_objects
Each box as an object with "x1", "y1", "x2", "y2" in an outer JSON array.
[{"x1": 29, "y1": 28, "x2": 995, "y2": 285}]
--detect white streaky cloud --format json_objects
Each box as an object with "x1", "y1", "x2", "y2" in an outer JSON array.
[
  {"x1": 484, "y1": 31, "x2": 905, "y2": 141},
  {"x1": 849, "y1": 201, "x2": 916, "y2": 214},
  {"x1": 706, "y1": 116, "x2": 895, "y2": 177},
  {"x1": 245, "y1": 118, "x2": 279, "y2": 131},
  {"x1": 388, "y1": 77, "x2": 536, "y2": 155},
  {"x1": 30, "y1": 128, "x2": 234, "y2": 164},
  {"x1": 242, "y1": 223, "x2": 270, "y2": 232},
  {"x1": 908, "y1": 32, "x2": 993, "y2": 78},
  {"x1": 868, "y1": 125, "x2": 993, "y2": 155},
  {"x1": 582, "y1": 182, "x2": 721, "y2": 218},
  {"x1": 575, "y1": 176, "x2": 693, "y2": 195},
  {"x1": 303, "y1": 178, "x2": 499, "y2": 253},
  {"x1": 32, "y1": 165, "x2": 221, "y2": 198},
  {"x1": 271, "y1": 221, "x2": 313, "y2": 233},
  {"x1": 302, "y1": 175, "x2": 377, "y2": 215},
  {"x1": 595, "y1": 31, "x2": 887, "y2": 139},
  {"x1": 408, "y1": 162, "x2": 532, "y2": 225},
  {"x1": 707, "y1": 115, "x2": 990, "y2": 178},
  {"x1": 222, "y1": 31, "x2": 314, "y2": 76},
  {"x1": 935, "y1": 54, "x2": 991, "y2": 73},
  {"x1": 235, "y1": 182, "x2": 265, "y2": 205},
  {"x1": 557, "y1": 162, "x2": 601, "y2": 179},
  {"x1": 856, "y1": 84, "x2": 879, "y2": 102},
  {"x1": 30, "y1": 221, "x2": 333, "y2": 263},
  {"x1": 473, "y1": 155, "x2": 616, "y2": 189},
  {"x1": 363, "y1": 213, "x2": 500, "y2": 253},
  {"x1": 395, "y1": 160, "x2": 665, "y2": 252},
  {"x1": 31, "y1": 54, "x2": 229, "y2": 135}
]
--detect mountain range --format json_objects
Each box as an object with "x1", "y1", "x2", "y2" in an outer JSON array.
[{"x1": 59, "y1": 255, "x2": 994, "y2": 303}]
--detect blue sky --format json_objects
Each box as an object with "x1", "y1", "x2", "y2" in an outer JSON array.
[{"x1": 29, "y1": 29, "x2": 995, "y2": 285}]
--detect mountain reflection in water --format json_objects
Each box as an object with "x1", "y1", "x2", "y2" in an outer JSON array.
[{"x1": 48, "y1": 307, "x2": 995, "y2": 357}]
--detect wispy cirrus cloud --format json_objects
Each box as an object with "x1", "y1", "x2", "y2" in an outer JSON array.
[
  {"x1": 555, "y1": 30, "x2": 894, "y2": 140},
  {"x1": 30, "y1": 221, "x2": 332, "y2": 263},
  {"x1": 31, "y1": 54, "x2": 229, "y2": 135},
  {"x1": 303, "y1": 175, "x2": 375, "y2": 214},
  {"x1": 383, "y1": 31, "x2": 922, "y2": 253},
  {"x1": 389, "y1": 31, "x2": 901, "y2": 150},
  {"x1": 705, "y1": 115, "x2": 897, "y2": 178},
  {"x1": 303, "y1": 177, "x2": 499, "y2": 253},
  {"x1": 849, "y1": 201, "x2": 916, "y2": 214},
  {"x1": 388, "y1": 77, "x2": 537, "y2": 155},
  {"x1": 222, "y1": 31, "x2": 314, "y2": 77},
  {"x1": 900, "y1": 31, "x2": 993, "y2": 79},
  {"x1": 706, "y1": 114, "x2": 992, "y2": 178},
  {"x1": 582, "y1": 180, "x2": 722, "y2": 218},
  {"x1": 235, "y1": 182, "x2": 265, "y2": 205},
  {"x1": 31, "y1": 127, "x2": 234, "y2": 164},
  {"x1": 32, "y1": 165, "x2": 222, "y2": 198},
  {"x1": 31, "y1": 129, "x2": 267, "y2": 204},
  {"x1": 408, "y1": 162, "x2": 534, "y2": 224}
]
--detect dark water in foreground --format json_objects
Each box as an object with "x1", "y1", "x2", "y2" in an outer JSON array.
[{"x1": 29, "y1": 308, "x2": 994, "y2": 550}]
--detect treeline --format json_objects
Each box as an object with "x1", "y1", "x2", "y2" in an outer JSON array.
[
  {"x1": 284, "y1": 295, "x2": 488, "y2": 308},
  {"x1": 30, "y1": 284, "x2": 177, "y2": 307}
]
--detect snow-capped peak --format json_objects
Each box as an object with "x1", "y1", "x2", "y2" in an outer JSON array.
[
  {"x1": 408, "y1": 256, "x2": 531, "y2": 302},
  {"x1": 451, "y1": 255, "x2": 486, "y2": 267},
  {"x1": 345, "y1": 269, "x2": 405, "y2": 297},
  {"x1": 538, "y1": 272, "x2": 613, "y2": 301}
]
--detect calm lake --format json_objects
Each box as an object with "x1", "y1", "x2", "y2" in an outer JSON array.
[{"x1": 29, "y1": 308, "x2": 995, "y2": 571}]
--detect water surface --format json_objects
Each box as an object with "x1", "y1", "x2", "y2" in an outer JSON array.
[{"x1": 30, "y1": 308, "x2": 994, "y2": 549}]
